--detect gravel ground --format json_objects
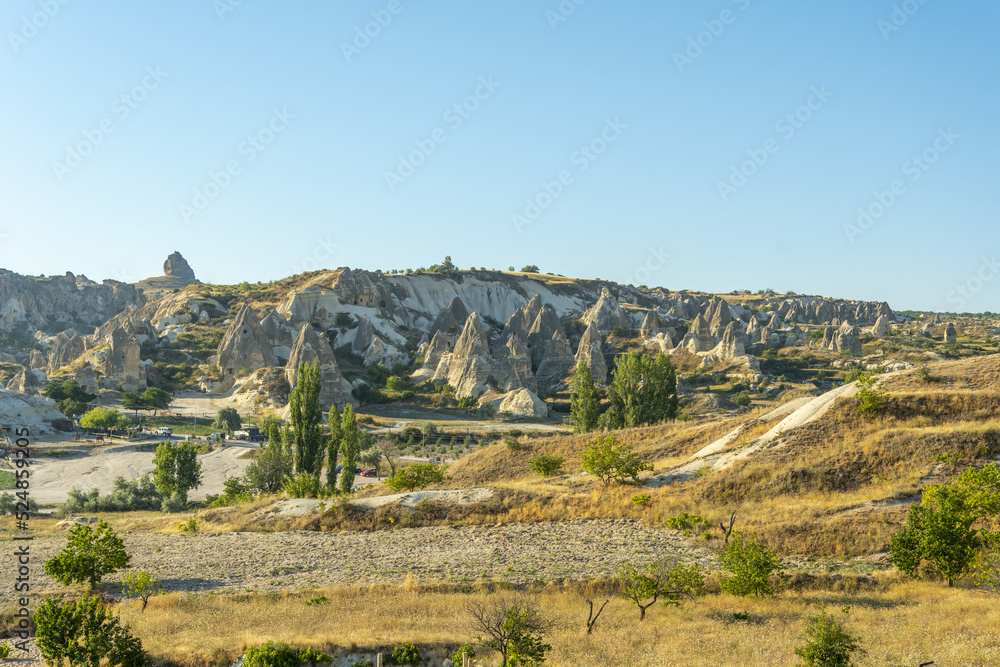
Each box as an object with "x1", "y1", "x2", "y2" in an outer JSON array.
[{"x1": 0, "y1": 520, "x2": 716, "y2": 604}]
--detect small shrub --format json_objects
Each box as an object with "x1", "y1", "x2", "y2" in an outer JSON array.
[
  {"x1": 390, "y1": 642, "x2": 420, "y2": 666},
  {"x1": 631, "y1": 494, "x2": 652, "y2": 507},
  {"x1": 385, "y1": 464, "x2": 447, "y2": 492},
  {"x1": 732, "y1": 391, "x2": 752, "y2": 408},
  {"x1": 503, "y1": 434, "x2": 522, "y2": 451},
  {"x1": 529, "y1": 454, "x2": 565, "y2": 477},
  {"x1": 666, "y1": 513, "x2": 709, "y2": 536},
  {"x1": 178, "y1": 515, "x2": 198, "y2": 534},
  {"x1": 794, "y1": 606, "x2": 865, "y2": 667},
  {"x1": 244, "y1": 641, "x2": 332, "y2": 667},
  {"x1": 450, "y1": 642, "x2": 476, "y2": 666},
  {"x1": 121, "y1": 570, "x2": 163, "y2": 612},
  {"x1": 35, "y1": 596, "x2": 147, "y2": 666},
  {"x1": 0, "y1": 641, "x2": 10, "y2": 659},
  {"x1": 305, "y1": 595, "x2": 329, "y2": 606}
]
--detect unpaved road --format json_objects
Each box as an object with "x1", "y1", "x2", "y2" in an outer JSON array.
[
  {"x1": 0, "y1": 520, "x2": 715, "y2": 603},
  {"x1": 26, "y1": 443, "x2": 255, "y2": 503}
]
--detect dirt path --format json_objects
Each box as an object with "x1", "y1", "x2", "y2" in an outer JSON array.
[{"x1": 0, "y1": 520, "x2": 716, "y2": 603}]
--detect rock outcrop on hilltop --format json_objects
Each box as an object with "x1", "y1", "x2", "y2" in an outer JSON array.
[
  {"x1": 285, "y1": 323, "x2": 354, "y2": 409},
  {"x1": 217, "y1": 304, "x2": 279, "y2": 383},
  {"x1": 163, "y1": 252, "x2": 197, "y2": 281},
  {"x1": 0, "y1": 269, "x2": 144, "y2": 334},
  {"x1": 575, "y1": 321, "x2": 608, "y2": 383},
  {"x1": 945, "y1": 323, "x2": 958, "y2": 343},
  {"x1": 821, "y1": 322, "x2": 863, "y2": 357}
]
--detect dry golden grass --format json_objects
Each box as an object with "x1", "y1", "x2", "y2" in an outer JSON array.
[{"x1": 116, "y1": 580, "x2": 999, "y2": 666}]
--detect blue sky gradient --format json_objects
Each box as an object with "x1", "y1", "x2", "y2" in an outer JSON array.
[{"x1": 1, "y1": 1, "x2": 997, "y2": 312}]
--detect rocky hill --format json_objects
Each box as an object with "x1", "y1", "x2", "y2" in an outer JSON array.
[
  {"x1": 132, "y1": 251, "x2": 200, "y2": 300},
  {"x1": 20, "y1": 264, "x2": 913, "y2": 417}
]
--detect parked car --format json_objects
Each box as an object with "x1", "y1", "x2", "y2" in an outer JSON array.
[{"x1": 360, "y1": 469, "x2": 377, "y2": 477}]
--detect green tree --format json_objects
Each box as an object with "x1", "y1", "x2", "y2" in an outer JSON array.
[
  {"x1": 326, "y1": 405, "x2": 342, "y2": 492},
  {"x1": 466, "y1": 595, "x2": 552, "y2": 667},
  {"x1": 140, "y1": 387, "x2": 172, "y2": 415},
  {"x1": 854, "y1": 373, "x2": 887, "y2": 416},
  {"x1": 385, "y1": 463, "x2": 447, "y2": 492},
  {"x1": 120, "y1": 391, "x2": 146, "y2": 417},
  {"x1": 528, "y1": 454, "x2": 565, "y2": 477},
  {"x1": 794, "y1": 606, "x2": 865, "y2": 667},
  {"x1": 152, "y1": 441, "x2": 203, "y2": 504},
  {"x1": 44, "y1": 379, "x2": 97, "y2": 417},
  {"x1": 79, "y1": 407, "x2": 129, "y2": 431},
  {"x1": 289, "y1": 361, "x2": 324, "y2": 475},
  {"x1": 43, "y1": 519, "x2": 131, "y2": 588},
  {"x1": 889, "y1": 464, "x2": 1000, "y2": 586},
  {"x1": 614, "y1": 561, "x2": 704, "y2": 621},
  {"x1": 602, "y1": 352, "x2": 678, "y2": 429},
  {"x1": 719, "y1": 531, "x2": 784, "y2": 597},
  {"x1": 244, "y1": 442, "x2": 294, "y2": 495},
  {"x1": 35, "y1": 596, "x2": 147, "y2": 667},
  {"x1": 214, "y1": 407, "x2": 242, "y2": 433},
  {"x1": 580, "y1": 435, "x2": 652, "y2": 486},
  {"x1": 121, "y1": 570, "x2": 163, "y2": 612},
  {"x1": 339, "y1": 404, "x2": 361, "y2": 493},
  {"x1": 569, "y1": 361, "x2": 600, "y2": 433}
]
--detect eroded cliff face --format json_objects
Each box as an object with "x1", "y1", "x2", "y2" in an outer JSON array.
[{"x1": 0, "y1": 269, "x2": 144, "y2": 333}]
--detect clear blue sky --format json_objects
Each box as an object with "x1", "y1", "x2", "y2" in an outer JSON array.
[{"x1": 1, "y1": 1, "x2": 997, "y2": 312}]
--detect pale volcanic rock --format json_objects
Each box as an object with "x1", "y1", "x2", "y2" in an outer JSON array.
[
  {"x1": 285, "y1": 323, "x2": 354, "y2": 410},
  {"x1": 535, "y1": 329, "x2": 576, "y2": 391},
  {"x1": 581, "y1": 288, "x2": 630, "y2": 335},
  {"x1": 640, "y1": 310, "x2": 660, "y2": 337},
  {"x1": 575, "y1": 321, "x2": 608, "y2": 383},
  {"x1": 217, "y1": 303, "x2": 279, "y2": 380}
]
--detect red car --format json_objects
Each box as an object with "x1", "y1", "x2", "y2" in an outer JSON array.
[{"x1": 360, "y1": 469, "x2": 377, "y2": 478}]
